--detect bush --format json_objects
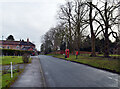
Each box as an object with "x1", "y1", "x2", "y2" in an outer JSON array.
[
  {"x1": 1, "y1": 49, "x2": 33, "y2": 56},
  {"x1": 22, "y1": 53, "x2": 30, "y2": 63}
]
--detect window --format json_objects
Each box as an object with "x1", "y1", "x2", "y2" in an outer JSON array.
[
  {"x1": 7, "y1": 46, "x2": 10, "y2": 49},
  {"x1": 16, "y1": 46, "x2": 19, "y2": 49},
  {"x1": 22, "y1": 46, "x2": 24, "y2": 49}
]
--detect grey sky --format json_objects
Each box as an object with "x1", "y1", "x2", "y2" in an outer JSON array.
[
  {"x1": 0, "y1": 0, "x2": 119, "y2": 50},
  {"x1": 0, "y1": 0, "x2": 65, "y2": 50}
]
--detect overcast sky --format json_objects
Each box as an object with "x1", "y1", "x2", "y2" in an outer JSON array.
[
  {"x1": 0, "y1": 0, "x2": 119, "y2": 51},
  {"x1": 0, "y1": 0, "x2": 65, "y2": 50}
]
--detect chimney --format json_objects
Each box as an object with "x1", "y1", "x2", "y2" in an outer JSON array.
[{"x1": 27, "y1": 38, "x2": 29, "y2": 43}]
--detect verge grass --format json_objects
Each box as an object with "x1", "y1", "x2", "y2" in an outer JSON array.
[
  {"x1": 97, "y1": 54, "x2": 120, "y2": 57},
  {"x1": 0, "y1": 56, "x2": 32, "y2": 65},
  {"x1": 2, "y1": 72, "x2": 18, "y2": 88},
  {"x1": 0, "y1": 73, "x2": 2, "y2": 89}
]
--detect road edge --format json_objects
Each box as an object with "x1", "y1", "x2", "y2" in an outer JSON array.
[{"x1": 38, "y1": 56, "x2": 47, "y2": 87}]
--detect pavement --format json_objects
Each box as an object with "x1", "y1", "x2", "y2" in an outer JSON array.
[
  {"x1": 38, "y1": 55, "x2": 120, "y2": 88},
  {"x1": 11, "y1": 56, "x2": 43, "y2": 87}
]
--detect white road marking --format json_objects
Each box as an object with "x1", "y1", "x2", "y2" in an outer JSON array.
[
  {"x1": 108, "y1": 76, "x2": 113, "y2": 79},
  {"x1": 108, "y1": 76, "x2": 118, "y2": 82}
]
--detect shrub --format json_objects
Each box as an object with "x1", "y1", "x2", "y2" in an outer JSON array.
[
  {"x1": 22, "y1": 53, "x2": 30, "y2": 63},
  {"x1": 1, "y1": 49, "x2": 33, "y2": 56}
]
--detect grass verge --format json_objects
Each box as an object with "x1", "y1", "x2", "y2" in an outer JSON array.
[
  {"x1": 1, "y1": 68, "x2": 25, "y2": 89},
  {"x1": 0, "y1": 56, "x2": 32, "y2": 65}
]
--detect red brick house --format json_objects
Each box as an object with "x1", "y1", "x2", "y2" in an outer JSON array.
[{"x1": 0, "y1": 38, "x2": 35, "y2": 51}]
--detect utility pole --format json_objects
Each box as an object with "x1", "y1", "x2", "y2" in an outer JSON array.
[
  {"x1": 2, "y1": 36, "x2": 3, "y2": 48},
  {"x1": 11, "y1": 62, "x2": 13, "y2": 78},
  {"x1": 1, "y1": 36, "x2": 4, "y2": 56},
  {"x1": 65, "y1": 25, "x2": 68, "y2": 49},
  {"x1": 2, "y1": 36, "x2": 3, "y2": 41}
]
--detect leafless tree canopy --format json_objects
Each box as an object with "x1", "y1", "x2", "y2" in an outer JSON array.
[{"x1": 40, "y1": 0, "x2": 120, "y2": 57}]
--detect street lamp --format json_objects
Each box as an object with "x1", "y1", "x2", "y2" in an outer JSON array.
[
  {"x1": 2, "y1": 36, "x2": 3, "y2": 41},
  {"x1": 65, "y1": 25, "x2": 67, "y2": 49},
  {"x1": 2, "y1": 35, "x2": 4, "y2": 48},
  {"x1": 1, "y1": 36, "x2": 4, "y2": 56}
]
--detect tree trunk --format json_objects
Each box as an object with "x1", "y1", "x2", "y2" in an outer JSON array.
[
  {"x1": 104, "y1": 34, "x2": 109, "y2": 57},
  {"x1": 89, "y1": 2, "x2": 96, "y2": 57},
  {"x1": 77, "y1": 21, "x2": 81, "y2": 51},
  {"x1": 91, "y1": 34, "x2": 96, "y2": 56},
  {"x1": 68, "y1": 19, "x2": 72, "y2": 53},
  {"x1": 104, "y1": 2, "x2": 109, "y2": 58}
]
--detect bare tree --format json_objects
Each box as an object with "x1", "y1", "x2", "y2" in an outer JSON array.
[
  {"x1": 85, "y1": 0, "x2": 100, "y2": 57},
  {"x1": 41, "y1": 23, "x2": 66, "y2": 54},
  {"x1": 90, "y1": 0, "x2": 120, "y2": 57},
  {"x1": 41, "y1": 0, "x2": 120, "y2": 56},
  {"x1": 118, "y1": 1, "x2": 120, "y2": 38},
  {"x1": 88, "y1": 1, "x2": 96, "y2": 56},
  {"x1": 59, "y1": 1, "x2": 74, "y2": 52},
  {"x1": 72, "y1": 0, "x2": 89, "y2": 51}
]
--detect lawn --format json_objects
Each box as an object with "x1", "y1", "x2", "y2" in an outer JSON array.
[
  {"x1": 98, "y1": 54, "x2": 120, "y2": 57},
  {"x1": 0, "y1": 56, "x2": 32, "y2": 65},
  {"x1": 2, "y1": 73, "x2": 18, "y2": 88},
  {"x1": 48, "y1": 54, "x2": 120, "y2": 73}
]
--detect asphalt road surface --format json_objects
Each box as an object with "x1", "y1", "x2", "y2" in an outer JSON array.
[{"x1": 38, "y1": 55, "x2": 119, "y2": 87}]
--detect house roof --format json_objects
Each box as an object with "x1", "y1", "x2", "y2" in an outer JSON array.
[
  {"x1": 0, "y1": 40, "x2": 20, "y2": 45},
  {"x1": 0, "y1": 40, "x2": 35, "y2": 46},
  {"x1": 22, "y1": 46, "x2": 35, "y2": 50},
  {"x1": 20, "y1": 41, "x2": 35, "y2": 46}
]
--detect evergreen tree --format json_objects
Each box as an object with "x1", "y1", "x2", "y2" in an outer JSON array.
[{"x1": 6, "y1": 35, "x2": 15, "y2": 41}]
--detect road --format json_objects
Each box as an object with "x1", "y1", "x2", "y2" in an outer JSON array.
[{"x1": 38, "y1": 55, "x2": 119, "y2": 87}]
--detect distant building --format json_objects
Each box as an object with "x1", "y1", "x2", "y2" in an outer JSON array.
[{"x1": 0, "y1": 38, "x2": 35, "y2": 51}]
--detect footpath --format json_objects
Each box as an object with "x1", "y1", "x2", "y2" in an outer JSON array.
[{"x1": 10, "y1": 56, "x2": 44, "y2": 87}]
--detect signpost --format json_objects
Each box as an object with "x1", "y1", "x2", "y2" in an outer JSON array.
[{"x1": 11, "y1": 62, "x2": 13, "y2": 78}]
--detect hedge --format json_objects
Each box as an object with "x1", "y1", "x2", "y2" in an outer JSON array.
[{"x1": 0, "y1": 49, "x2": 34, "y2": 56}]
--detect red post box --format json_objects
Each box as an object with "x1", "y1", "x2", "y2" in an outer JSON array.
[{"x1": 65, "y1": 49, "x2": 69, "y2": 58}]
